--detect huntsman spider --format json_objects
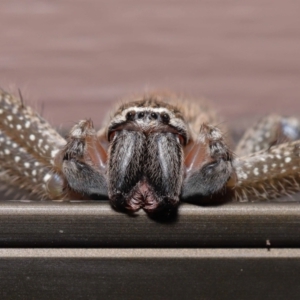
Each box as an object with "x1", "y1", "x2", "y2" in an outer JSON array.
[{"x1": 0, "y1": 89, "x2": 300, "y2": 215}]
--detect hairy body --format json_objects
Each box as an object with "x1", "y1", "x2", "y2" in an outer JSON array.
[{"x1": 0, "y1": 90, "x2": 300, "y2": 215}]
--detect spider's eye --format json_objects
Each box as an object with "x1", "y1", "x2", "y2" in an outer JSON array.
[
  {"x1": 126, "y1": 111, "x2": 136, "y2": 121},
  {"x1": 150, "y1": 112, "x2": 158, "y2": 119},
  {"x1": 161, "y1": 113, "x2": 170, "y2": 124},
  {"x1": 138, "y1": 112, "x2": 145, "y2": 118}
]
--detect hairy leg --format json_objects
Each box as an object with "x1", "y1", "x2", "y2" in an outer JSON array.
[
  {"x1": 181, "y1": 116, "x2": 300, "y2": 204},
  {"x1": 232, "y1": 115, "x2": 300, "y2": 202},
  {"x1": 236, "y1": 114, "x2": 300, "y2": 156},
  {"x1": 181, "y1": 124, "x2": 234, "y2": 202},
  {"x1": 0, "y1": 89, "x2": 65, "y2": 199},
  {"x1": 232, "y1": 141, "x2": 300, "y2": 201},
  {"x1": 48, "y1": 119, "x2": 108, "y2": 200}
]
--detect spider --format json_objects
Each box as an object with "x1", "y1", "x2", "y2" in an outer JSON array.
[{"x1": 0, "y1": 89, "x2": 300, "y2": 216}]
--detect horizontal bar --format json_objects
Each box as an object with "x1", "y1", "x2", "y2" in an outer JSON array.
[
  {"x1": 0, "y1": 248, "x2": 300, "y2": 258},
  {"x1": 0, "y1": 201, "x2": 300, "y2": 247},
  {"x1": 0, "y1": 248, "x2": 300, "y2": 300}
]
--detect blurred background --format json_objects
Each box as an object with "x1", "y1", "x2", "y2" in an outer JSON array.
[{"x1": 0, "y1": 0, "x2": 299, "y2": 131}]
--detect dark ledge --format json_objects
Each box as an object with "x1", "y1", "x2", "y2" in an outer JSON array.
[
  {"x1": 0, "y1": 248, "x2": 300, "y2": 300},
  {"x1": 0, "y1": 200, "x2": 300, "y2": 247}
]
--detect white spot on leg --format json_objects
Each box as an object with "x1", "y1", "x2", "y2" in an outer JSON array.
[
  {"x1": 16, "y1": 124, "x2": 22, "y2": 130},
  {"x1": 51, "y1": 149, "x2": 59, "y2": 158},
  {"x1": 29, "y1": 134, "x2": 36, "y2": 141},
  {"x1": 238, "y1": 172, "x2": 248, "y2": 180},
  {"x1": 0, "y1": 109, "x2": 3, "y2": 114},
  {"x1": 263, "y1": 165, "x2": 268, "y2": 173},
  {"x1": 14, "y1": 156, "x2": 20, "y2": 163},
  {"x1": 7, "y1": 115, "x2": 13, "y2": 121},
  {"x1": 24, "y1": 162, "x2": 30, "y2": 168},
  {"x1": 285, "y1": 157, "x2": 291, "y2": 163},
  {"x1": 43, "y1": 173, "x2": 52, "y2": 183},
  {"x1": 25, "y1": 121, "x2": 31, "y2": 128},
  {"x1": 32, "y1": 170, "x2": 37, "y2": 176},
  {"x1": 253, "y1": 168, "x2": 259, "y2": 176},
  {"x1": 4, "y1": 149, "x2": 10, "y2": 155}
]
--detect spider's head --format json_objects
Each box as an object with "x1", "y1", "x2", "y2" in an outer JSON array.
[
  {"x1": 106, "y1": 97, "x2": 189, "y2": 214},
  {"x1": 107, "y1": 98, "x2": 190, "y2": 144}
]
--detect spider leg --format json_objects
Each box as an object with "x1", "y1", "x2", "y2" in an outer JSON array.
[
  {"x1": 232, "y1": 115, "x2": 300, "y2": 202},
  {"x1": 49, "y1": 119, "x2": 108, "y2": 200},
  {"x1": 236, "y1": 114, "x2": 300, "y2": 156},
  {"x1": 181, "y1": 124, "x2": 234, "y2": 202},
  {"x1": 181, "y1": 116, "x2": 300, "y2": 204},
  {"x1": 0, "y1": 130, "x2": 53, "y2": 199},
  {"x1": 232, "y1": 141, "x2": 300, "y2": 201},
  {"x1": 0, "y1": 90, "x2": 65, "y2": 199}
]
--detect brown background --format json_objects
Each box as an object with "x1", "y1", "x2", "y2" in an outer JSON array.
[{"x1": 0, "y1": 0, "x2": 300, "y2": 130}]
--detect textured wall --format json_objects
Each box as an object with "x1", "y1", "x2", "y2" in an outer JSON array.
[{"x1": 0, "y1": 0, "x2": 299, "y2": 129}]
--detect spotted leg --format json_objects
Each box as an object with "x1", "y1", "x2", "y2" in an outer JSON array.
[
  {"x1": 236, "y1": 114, "x2": 300, "y2": 156},
  {"x1": 232, "y1": 115, "x2": 300, "y2": 202},
  {"x1": 0, "y1": 89, "x2": 65, "y2": 199}
]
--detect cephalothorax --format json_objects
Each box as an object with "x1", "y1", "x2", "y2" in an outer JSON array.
[{"x1": 0, "y1": 90, "x2": 300, "y2": 215}]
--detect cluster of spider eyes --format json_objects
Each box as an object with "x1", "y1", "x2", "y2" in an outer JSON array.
[{"x1": 126, "y1": 110, "x2": 170, "y2": 123}]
